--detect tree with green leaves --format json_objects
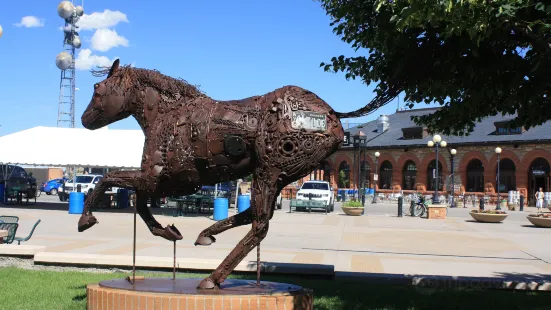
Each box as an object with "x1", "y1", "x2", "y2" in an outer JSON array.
[
  {"x1": 339, "y1": 169, "x2": 350, "y2": 188},
  {"x1": 318, "y1": 0, "x2": 551, "y2": 135}
]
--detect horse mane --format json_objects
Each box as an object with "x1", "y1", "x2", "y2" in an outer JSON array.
[{"x1": 90, "y1": 64, "x2": 205, "y2": 99}]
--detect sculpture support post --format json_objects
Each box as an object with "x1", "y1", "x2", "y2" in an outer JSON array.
[
  {"x1": 173, "y1": 241, "x2": 176, "y2": 281},
  {"x1": 132, "y1": 202, "x2": 137, "y2": 285}
]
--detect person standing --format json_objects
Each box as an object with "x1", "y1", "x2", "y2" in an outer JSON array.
[{"x1": 535, "y1": 187, "x2": 544, "y2": 213}]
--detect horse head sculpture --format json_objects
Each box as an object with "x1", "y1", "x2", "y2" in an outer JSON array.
[{"x1": 82, "y1": 59, "x2": 131, "y2": 130}]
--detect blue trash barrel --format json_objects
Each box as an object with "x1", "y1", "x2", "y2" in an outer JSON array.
[
  {"x1": 117, "y1": 189, "x2": 129, "y2": 208},
  {"x1": 68, "y1": 192, "x2": 85, "y2": 214},
  {"x1": 237, "y1": 195, "x2": 251, "y2": 213},
  {"x1": 0, "y1": 183, "x2": 4, "y2": 203},
  {"x1": 368, "y1": 188, "x2": 374, "y2": 195},
  {"x1": 213, "y1": 197, "x2": 229, "y2": 221}
]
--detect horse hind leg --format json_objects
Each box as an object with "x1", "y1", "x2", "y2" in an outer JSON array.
[
  {"x1": 136, "y1": 192, "x2": 183, "y2": 241},
  {"x1": 194, "y1": 207, "x2": 253, "y2": 246},
  {"x1": 198, "y1": 166, "x2": 279, "y2": 289}
]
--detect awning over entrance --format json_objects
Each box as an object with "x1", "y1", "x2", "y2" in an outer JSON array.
[{"x1": 0, "y1": 126, "x2": 144, "y2": 168}]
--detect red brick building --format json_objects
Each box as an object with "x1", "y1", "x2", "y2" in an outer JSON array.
[{"x1": 301, "y1": 108, "x2": 551, "y2": 206}]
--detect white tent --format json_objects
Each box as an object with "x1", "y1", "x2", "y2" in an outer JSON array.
[{"x1": 0, "y1": 126, "x2": 144, "y2": 168}]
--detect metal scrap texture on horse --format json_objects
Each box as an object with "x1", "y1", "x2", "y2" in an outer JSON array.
[{"x1": 77, "y1": 59, "x2": 373, "y2": 290}]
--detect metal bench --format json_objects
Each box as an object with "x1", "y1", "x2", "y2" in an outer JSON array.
[
  {"x1": 0, "y1": 216, "x2": 19, "y2": 223},
  {"x1": 0, "y1": 222, "x2": 18, "y2": 244},
  {"x1": 289, "y1": 199, "x2": 328, "y2": 214},
  {"x1": 14, "y1": 219, "x2": 41, "y2": 245}
]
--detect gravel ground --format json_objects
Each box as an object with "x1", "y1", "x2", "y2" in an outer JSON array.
[{"x1": 0, "y1": 256, "x2": 126, "y2": 274}]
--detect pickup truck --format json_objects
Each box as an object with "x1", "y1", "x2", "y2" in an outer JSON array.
[{"x1": 58, "y1": 174, "x2": 103, "y2": 201}]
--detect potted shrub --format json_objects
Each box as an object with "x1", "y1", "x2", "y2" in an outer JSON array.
[
  {"x1": 469, "y1": 209, "x2": 508, "y2": 223},
  {"x1": 342, "y1": 200, "x2": 364, "y2": 216},
  {"x1": 526, "y1": 213, "x2": 551, "y2": 228}
]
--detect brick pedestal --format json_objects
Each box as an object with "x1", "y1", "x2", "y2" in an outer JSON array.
[
  {"x1": 87, "y1": 278, "x2": 313, "y2": 310},
  {"x1": 427, "y1": 205, "x2": 447, "y2": 219}
]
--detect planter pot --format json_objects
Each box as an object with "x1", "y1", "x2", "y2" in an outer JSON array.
[
  {"x1": 342, "y1": 207, "x2": 364, "y2": 216},
  {"x1": 469, "y1": 211, "x2": 508, "y2": 223},
  {"x1": 527, "y1": 215, "x2": 551, "y2": 228}
]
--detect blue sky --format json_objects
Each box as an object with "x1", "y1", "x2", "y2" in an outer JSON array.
[{"x1": 0, "y1": 0, "x2": 426, "y2": 136}]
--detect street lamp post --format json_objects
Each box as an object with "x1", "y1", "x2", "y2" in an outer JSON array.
[
  {"x1": 353, "y1": 133, "x2": 367, "y2": 201},
  {"x1": 352, "y1": 134, "x2": 359, "y2": 200},
  {"x1": 450, "y1": 148, "x2": 457, "y2": 208},
  {"x1": 359, "y1": 136, "x2": 367, "y2": 206},
  {"x1": 427, "y1": 135, "x2": 447, "y2": 205},
  {"x1": 495, "y1": 147, "x2": 502, "y2": 210},
  {"x1": 372, "y1": 151, "x2": 380, "y2": 204}
]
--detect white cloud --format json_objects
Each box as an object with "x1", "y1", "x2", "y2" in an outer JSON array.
[
  {"x1": 75, "y1": 49, "x2": 114, "y2": 70},
  {"x1": 76, "y1": 10, "x2": 128, "y2": 31},
  {"x1": 90, "y1": 28, "x2": 129, "y2": 52},
  {"x1": 15, "y1": 16, "x2": 44, "y2": 28}
]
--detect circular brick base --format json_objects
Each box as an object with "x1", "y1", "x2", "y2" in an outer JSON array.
[{"x1": 87, "y1": 278, "x2": 313, "y2": 310}]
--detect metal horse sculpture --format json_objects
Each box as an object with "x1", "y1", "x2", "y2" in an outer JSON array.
[{"x1": 78, "y1": 59, "x2": 345, "y2": 289}]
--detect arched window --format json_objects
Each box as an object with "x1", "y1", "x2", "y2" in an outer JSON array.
[
  {"x1": 497, "y1": 159, "x2": 516, "y2": 193},
  {"x1": 338, "y1": 161, "x2": 350, "y2": 188},
  {"x1": 361, "y1": 161, "x2": 371, "y2": 189},
  {"x1": 427, "y1": 160, "x2": 443, "y2": 191},
  {"x1": 402, "y1": 160, "x2": 417, "y2": 190},
  {"x1": 467, "y1": 159, "x2": 484, "y2": 192},
  {"x1": 379, "y1": 161, "x2": 393, "y2": 190}
]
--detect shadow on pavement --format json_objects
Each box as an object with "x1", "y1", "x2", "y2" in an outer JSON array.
[{"x1": 0, "y1": 201, "x2": 210, "y2": 218}]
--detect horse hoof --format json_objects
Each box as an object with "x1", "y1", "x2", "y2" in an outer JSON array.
[
  {"x1": 194, "y1": 235, "x2": 216, "y2": 246},
  {"x1": 153, "y1": 225, "x2": 183, "y2": 241},
  {"x1": 78, "y1": 215, "x2": 98, "y2": 232},
  {"x1": 197, "y1": 278, "x2": 218, "y2": 290}
]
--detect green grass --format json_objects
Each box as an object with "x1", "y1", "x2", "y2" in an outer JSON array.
[{"x1": 0, "y1": 267, "x2": 550, "y2": 310}]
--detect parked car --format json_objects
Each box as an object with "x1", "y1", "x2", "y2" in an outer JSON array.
[
  {"x1": 0, "y1": 164, "x2": 38, "y2": 198},
  {"x1": 296, "y1": 180, "x2": 334, "y2": 212},
  {"x1": 58, "y1": 174, "x2": 103, "y2": 201},
  {"x1": 40, "y1": 178, "x2": 68, "y2": 195}
]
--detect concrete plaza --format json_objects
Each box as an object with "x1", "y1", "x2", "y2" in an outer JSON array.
[{"x1": 1, "y1": 197, "x2": 551, "y2": 283}]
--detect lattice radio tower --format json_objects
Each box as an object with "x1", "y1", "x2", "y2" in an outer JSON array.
[{"x1": 55, "y1": 1, "x2": 84, "y2": 128}]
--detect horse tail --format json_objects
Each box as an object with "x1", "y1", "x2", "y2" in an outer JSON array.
[{"x1": 333, "y1": 91, "x2": 398, "y2": 119}]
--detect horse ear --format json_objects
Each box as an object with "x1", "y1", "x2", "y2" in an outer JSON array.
[{"x1": 108, "y1": 59, "x2": 120, "y2": 77}]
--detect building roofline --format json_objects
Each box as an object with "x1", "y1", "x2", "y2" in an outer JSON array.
[
  {"x1": 395, "y1": 107, "x2": 440, "y2": 114},
  {"x1": 341, "y1": 138, "x2": 551, "y2": 150}
]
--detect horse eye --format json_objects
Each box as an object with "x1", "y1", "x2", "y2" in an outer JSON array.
[{"x1": 94, "y1": 84, "x2": 99, "y2": 89}]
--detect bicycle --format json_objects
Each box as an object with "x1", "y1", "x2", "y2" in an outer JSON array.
[{"x1": 412, "y1": 193, "x2": 429, "y2": 217}]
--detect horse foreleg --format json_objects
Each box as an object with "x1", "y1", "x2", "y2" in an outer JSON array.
[
  {"x1": 135, "y1": 191, "x2": 183, "y2": 241},
  {"x1": 198, "y1": 167, "x2": 278, "y2": 289},
  {"x1": 78, "y1": 170, "x2": 143, "y2": 232},
  {"x1": 194, "y1": 207, "x2": 253, "y2": 246}
]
